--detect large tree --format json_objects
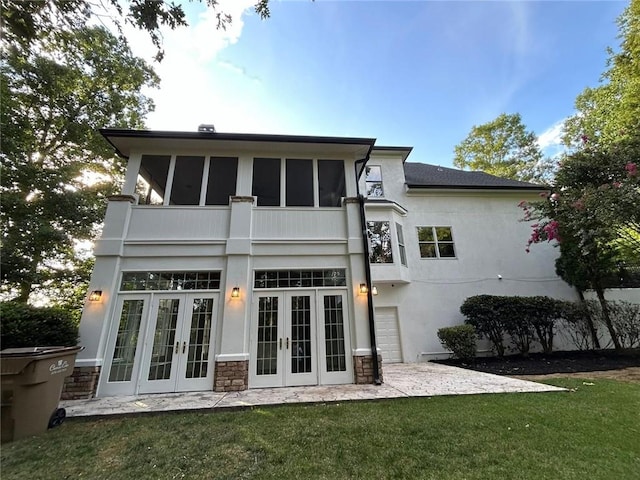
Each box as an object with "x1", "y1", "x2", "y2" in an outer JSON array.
[
  {"x1": 453, "y1": 113, "x2": 553, "y2": 184},
  {"x1": 521, "y1": 138, "x2": 639, "y2": 350},
  {"x1": 0, "y1": 26, "x2": 159, "y2": 304},
  {"x1": 562, "y1": 0, "x2": 640, "y2": 149},
  {"x1": 1, "y1": 0, "x2": 271, "y2": 61}
]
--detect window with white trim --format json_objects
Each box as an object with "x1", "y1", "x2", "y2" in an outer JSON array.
[
  {"x1": 396, "y1": 223, "x2": 407, "y2": 266},
  {"x1": 367, "y1": 221, "x2": 393, "y2": 263},
  {"x1": 365, "y1": 165, "x2": 383, "y2": 198},
  {"x1": 417, "y1": 226, "x2": 456, "y2": 258}
]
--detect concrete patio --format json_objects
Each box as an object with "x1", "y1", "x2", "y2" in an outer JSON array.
[{"x1": 61, "y1": 362, "x2": 565, "y2": 418}]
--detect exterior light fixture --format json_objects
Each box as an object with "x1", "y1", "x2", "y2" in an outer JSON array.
[
  {"x1": 231, "y1": 287, "x2": 240, "y2": 299},
  {"x1": 88, "y1": 290, "x2": 103, "y2": 302},
  {"x1": 372, "y1": 286, "x2": 379, "y2": 296},
  {"x1": 359, "y1": 283, "x2": 368, "y2": 295}
]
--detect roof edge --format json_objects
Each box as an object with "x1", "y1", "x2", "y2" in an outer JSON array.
[{"x1": 99, "y1": 128, "x2": 377, "y2": 147}]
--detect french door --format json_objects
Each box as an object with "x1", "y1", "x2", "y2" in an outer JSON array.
[
  {"x1": 250, "y1": 292, "x2": 317, "y2": 388},
  {"x1": 138, "y1": 293, "x2": 217, "y2": 394},
  {"x1": 250, "y1": 290, "x2": 352, "y2": 388}
]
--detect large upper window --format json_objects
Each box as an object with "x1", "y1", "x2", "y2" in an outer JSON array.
[
  {"x1": 367, "y1": 221, "x2": 393, "y2": 263},
  {"x1": 136, "y1": 155, "x2": 171, "y2": 205},
  {"x1": 417, "y1": 226, "x2": 456, "y2": 258},
  {"x1": 252, "y1": 158, "x2": 346, "y2": 207},
  {"x1": 135, "y1": 155, "x2": 237, "y2": 206},
  {"x1": 365, "y1": 165, "x2": 383, "y2": 198},
  {"x1": 286, "y1": 159, "x2": 313, "y2": 206},
  {"x1": 252, "y1": 158, "x2": 281, "y2": 206},
  {"x1": 170, "y1": 156, "x2": 204, "y2": 205},
  {"x1": 318, "y1": 160, "x2": 346, "y2": 207},
  {"x1": 206, "y1": 157, "x2": 238, "y2": 205}
]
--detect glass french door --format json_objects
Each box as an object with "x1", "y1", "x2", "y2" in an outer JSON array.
[
  {"x1": 138, "y1": 293, "x2": 217, "y2": 394},
  {"x1": 250, "y1": 292, "x2": 318, "y2": 388}
]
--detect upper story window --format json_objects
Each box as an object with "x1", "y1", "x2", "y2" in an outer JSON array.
[
  {"x1": 367, "y1": 221, "x2": 393, "y2": 263},
  {"x1": 252, "y1": 158, "x2": 346, "y2": 207},
  {"x1": 135, "y1": 155, "x2": 237, "y2": 206},
  {"x1": 136, "y1": 155, "x2": 170, "y2": 205},
  {"x1": 417, "y1": 226, "x2": 456, "y2": 258},
  {"x1": 365, "y1": 165, "x2": 384, "y2": 198},
  {"x1": 396, "y1": 223, "x2": 407, "y2": 266}
]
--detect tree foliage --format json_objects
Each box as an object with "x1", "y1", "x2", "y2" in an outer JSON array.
[
  {"x1": 563, "y1": 0, "x2": 640, "y2": 148},
  {"x1": 453, "y1": 113, "x2": 552, "y2": 184},
  {"x1": 1, "y1": 0, "x2": 271, "y2": 61},
  {"x1": 0, "y1": 27, "x2": 159, "y2": 304},
  {"x1": 521, "y1": 138, "x2": 640, "y2": 350}
]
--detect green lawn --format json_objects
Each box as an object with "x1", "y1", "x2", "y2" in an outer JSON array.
[{"x1": 2, "y1": 379, "x2": 639, "y2": 480}]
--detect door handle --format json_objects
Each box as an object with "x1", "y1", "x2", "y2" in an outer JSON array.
[
  {"x1": 182, "y1": 341, "x2": 186, "y2": 354},
  {"x1": 175, "y1": 342, "x2": 179, "y2": 354},
  {"x1": 279, "y1": 338, "x2": 282, "y2": 350},
  {"x1": 286, "y1": 337, "x2": 289, "y2": 349}
]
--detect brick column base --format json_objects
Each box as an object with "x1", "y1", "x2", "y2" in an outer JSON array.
[
  {"x1": 353, "y1": 355, "x2": 384, "y2": 384},
  {"x1": 62, "y1": 366, "x2": 101, "y2": 400},
  {"x1": 214, "y1": 361, "x2": 249, "y2": 392}
]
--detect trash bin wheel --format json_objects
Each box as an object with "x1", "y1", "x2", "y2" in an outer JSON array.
[{"x1": 48, "y1": 408, "x2": 66, "y2": 429}]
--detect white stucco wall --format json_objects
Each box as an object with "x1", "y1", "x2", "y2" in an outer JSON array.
[{"x1": 366, "y1": 151, "x2": 579, "y2": 362}]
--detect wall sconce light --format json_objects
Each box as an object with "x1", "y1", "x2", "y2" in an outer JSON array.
[
  {"x1": 359, "y1": 283, "x2": 369, "y2": 295},
  {"x1": 88, "y1": 290, "x2": 103, "y2": 302},
  {"x1": 372, "y1": 286, "x2": 379, "y2": 296},
  {"x1": 231, "y1": 287, "x2": 240, "y2": 299}
]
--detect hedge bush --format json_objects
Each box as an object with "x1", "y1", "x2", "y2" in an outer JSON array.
[
  {"x1": 0, "y1": 302, "x2": 79, "y2": 349},
  {"x1": 437, "y1": 325, "x2": 477, "y2": 361},
  {"x1": 460, "y1": 295, "x2": 507, "y2": 356},
  {"x1": 460, "y1": 295, "x2": 567, "y2": 356}
]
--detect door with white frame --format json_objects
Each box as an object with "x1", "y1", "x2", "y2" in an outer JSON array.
[
  {"x1": 250, "y1": 289, "x2": 353, "y2": 388},
  {"x1": 138, "y1": 293, "x2": 218, "y2": 394},
  {"x1": 250, "y1": 291, "x2": 318, "y2": 388}
]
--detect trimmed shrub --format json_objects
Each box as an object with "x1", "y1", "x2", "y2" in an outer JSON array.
[
  {"x1": 460, "y1": 295, "x2": 506, "y2": 357},
  {"x1": 559, "y1": 301, "x2": 603, "y2": 350},
  {"x1": 461, "y1": 295, "x2": 567, "y2": 356},
  {"x1": 0, "y1": 302, "x2": 78, "y2": 349},
  {"x1": 437, "y1": 325, "x2": 477, "y2": 361}
]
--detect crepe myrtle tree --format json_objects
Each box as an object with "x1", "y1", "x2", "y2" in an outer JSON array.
[{"x1": 520, "y1": 138, "x2": 640, "y2": 350}]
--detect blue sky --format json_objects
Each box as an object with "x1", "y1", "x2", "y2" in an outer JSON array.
[{"x1": 128, "y1": 0, "x2": 627, "y2": 168}]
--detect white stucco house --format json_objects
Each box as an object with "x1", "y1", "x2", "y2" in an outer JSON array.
[{"x1": 67, "y1": 128, "x2": 577, "y2": 399}]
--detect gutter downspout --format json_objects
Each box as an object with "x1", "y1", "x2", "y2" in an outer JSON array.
[{"x1": 355, "y1": 156, "x2": 382, "y2": 385}]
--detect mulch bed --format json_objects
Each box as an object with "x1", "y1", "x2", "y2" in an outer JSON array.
[{"x1": 433, "y1": 349, "x2": 640, "y2": 376}]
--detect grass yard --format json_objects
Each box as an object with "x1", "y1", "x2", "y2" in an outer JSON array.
[{"x1": 2, "y1": 378, "x2": 639, "y2": 480}]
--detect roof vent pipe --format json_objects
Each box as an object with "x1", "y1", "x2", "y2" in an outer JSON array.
[{"x1": 198, "y1": 124, "x2": 216, "y2": 133}]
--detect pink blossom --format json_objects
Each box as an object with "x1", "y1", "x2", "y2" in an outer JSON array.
[
  {"x1": 613, "y1": 181, "x2": 622, "y2": 188},
  {"x1": 518, "y1": 200, "x2": 527, "y2": 208},
  {"x1": 572, "y1": 200, "x2": 585, "y2": 210},
  {"x1": 626, "y1": 162, "x2": 637, "y2": 176},
  {"x1": 539, "y1": 192, "x2": 550, "y2": 198},
  {"x1": 581, "y1": 134, "x2": 589, "y2": 144},
  {"x1": 550, "y1": 193, "x2": 560, "y2": 201},
  {"x1": 544, "y1": 220, "x2": 560, "y2": 242}
]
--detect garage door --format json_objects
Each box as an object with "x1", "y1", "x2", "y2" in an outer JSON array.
[{"x1": 374, "y1": 307, "x2": 403, "y2": 363}]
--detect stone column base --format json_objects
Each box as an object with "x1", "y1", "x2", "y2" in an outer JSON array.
[
  {"x1": 62, "y1": 366, "x2": 101, "y2": 400},
  {"x1": 353, "y1": 355, "x2": 384, "y2": 384},
  {"x1": 214, "y1": 361, "x2": 249, "y2": 392}
]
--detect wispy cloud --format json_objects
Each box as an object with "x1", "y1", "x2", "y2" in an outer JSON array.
[
  {"x1": 113, "y1": 0, "x2": 259, "y2": 131},
  {"x1": 537, "y1": 119, "x2": 567, "y2": 158},
  {"x1": 218, "y1": 60, "x2": 262, "y2": 84}
]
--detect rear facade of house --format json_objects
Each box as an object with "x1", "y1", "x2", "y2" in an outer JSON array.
[{"x1": 70, "y1": 129, "x2": 576, "y2": 399}]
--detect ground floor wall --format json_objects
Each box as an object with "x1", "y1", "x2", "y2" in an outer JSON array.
[
  {"x1": 74, "y1": 247, "x2": 376, "y2": 398},
  {"x1": 371, "y1": 278, "x2": 580, "y2": 364}
]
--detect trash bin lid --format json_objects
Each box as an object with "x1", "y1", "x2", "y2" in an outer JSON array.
[{"x1": 0, "y1": 346, "x2": 83, "y2": 357}]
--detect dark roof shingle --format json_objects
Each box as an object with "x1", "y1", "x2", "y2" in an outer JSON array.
[{"x1": 403, "y1": 162, "x2": 544, "y2": 190}]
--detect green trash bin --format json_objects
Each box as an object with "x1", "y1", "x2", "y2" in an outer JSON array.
[{"x1": 1, "y1": 346, "x2": 84, "y2": 443}]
